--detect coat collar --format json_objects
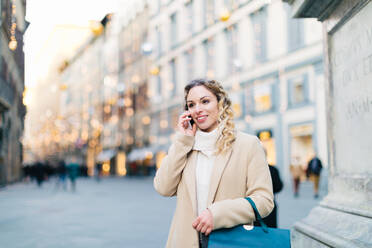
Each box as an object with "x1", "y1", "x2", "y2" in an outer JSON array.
[
  {"x1": 207, "y1": 148, "x2": 233, "y2": 206},
  {"x1": 183, "y1": 148, "x2": 233, "y2": 216}
]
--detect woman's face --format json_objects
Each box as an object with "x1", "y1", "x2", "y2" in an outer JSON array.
[{"x1": 186, "y1": 85, "x2": 219, "y2": 132}]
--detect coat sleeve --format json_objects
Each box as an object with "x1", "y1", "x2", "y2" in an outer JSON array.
[
  {"x1": 208, "y1": 137, "x2": 274, "y2": 230},
  {"x1": 153, "y1": 132, "x2": 194, "y2": 197}
]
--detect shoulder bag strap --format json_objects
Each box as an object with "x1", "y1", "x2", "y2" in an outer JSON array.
[{"x1": 245, "y1": 197, "x2": 269, "y2": 233}]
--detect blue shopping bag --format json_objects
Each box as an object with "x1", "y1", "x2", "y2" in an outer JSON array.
[{"x1": 208, "y1": 197, "x2": 291, "y2": 248}]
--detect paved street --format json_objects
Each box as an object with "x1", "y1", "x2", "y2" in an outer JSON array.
[{"x1": 0, "y1": 174, "x2": 327, "y2": 248}]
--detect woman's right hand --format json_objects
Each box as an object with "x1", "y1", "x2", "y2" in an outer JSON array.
[{"x1": 178, "y1": 111, "x2": 196, "y2": 136}]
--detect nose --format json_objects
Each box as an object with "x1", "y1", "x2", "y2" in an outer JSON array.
[{"x1": 194, "y1": 103, "x2": 202, "y2": 114}]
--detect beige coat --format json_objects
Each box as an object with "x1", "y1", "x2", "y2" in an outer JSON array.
[{"x1": 154, "y1": 131, "x2": 274, "y2": 248}]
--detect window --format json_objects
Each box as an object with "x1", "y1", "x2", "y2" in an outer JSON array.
[
  {"x1": 156, "y1": 26, "x2": 162, "y2": 57},
  {"x1": 286, "y1": 4, "x2": 304, "y2": 51},
  {"x1": 230, "y1": 92, "x2": 243, "y2": 119},
  {"x1": 170, "y1": 59, "x2": 177, "y2": 96},
  {"x1": 253, "y1": 84, "x2": 272, "y2": 113},
  {"x1": 224, "y1": 0, "x2": 239, "y2": 11},
  {"x1": 288, "y1": 74, "x2": 309, "y2": 106},
  {"x1": 157, "y1": 66, "x2": 162, "y2": 96},
  {"x1": 185, "y1": 0, "x2": 194, "y2": 36},
  {"x1": 170, "y1": 13, "x2": 178, "y2": 48},
  {"x1": 184, "y1": 48, "x2": 194, "y2": 82},
  {"x1": 203, "y1": 38, "x2": 215, "y2": 77},
  {"x1": 204, "y1": 0, "x2": 215, "y2": 28},
  {"x1": 225, "y1": 25, "x2": 238, "y2": 74},
  {"x1": 251, "y1": 8, "x2": 267, "y2": 62},
  {"x1": 246, "y1": 81, "x2": 275, "y2": 114},
  {"x1": 157, "y1": 0, "x2": 162, "y2": 13}
]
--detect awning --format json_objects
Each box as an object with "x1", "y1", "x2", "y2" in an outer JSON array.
[
  {"x1": 96, "y1": 149, "x2": 117, "y2": 162},
  {"x1": 127, "y1": 145, "x2": 170, "y2": 162},
  {"x1": 128, "y1": 147, "x2": 157, "y2": 162}
]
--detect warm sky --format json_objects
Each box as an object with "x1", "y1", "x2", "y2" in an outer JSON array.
[{"x1": 24, "y1": 0, "x2": 122, "y2": 87}]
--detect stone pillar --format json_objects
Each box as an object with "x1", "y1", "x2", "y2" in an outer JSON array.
[{"x1": 283, "y1": 0, "x2": 372, "y2": 247}]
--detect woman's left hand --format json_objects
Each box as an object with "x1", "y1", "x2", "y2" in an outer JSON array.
[{"x1": 192, "y1": 209, "x2": 213, "y2": 235}]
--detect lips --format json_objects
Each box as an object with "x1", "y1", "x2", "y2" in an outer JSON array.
[{"x1": 196, "y1": 115, "x2": 207, "y2": 123}]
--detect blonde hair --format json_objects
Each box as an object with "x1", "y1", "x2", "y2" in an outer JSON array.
[{"x1": 184, "y1": 79, "x2": 236, "y2": 154}]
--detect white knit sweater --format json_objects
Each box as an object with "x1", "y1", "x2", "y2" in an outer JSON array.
[{"x1": 193, "y1": 127, "x2": 219, "y2": 215}]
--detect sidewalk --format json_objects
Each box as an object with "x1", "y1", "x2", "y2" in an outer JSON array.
[{"x1": 0, "y1": 174, "x2": 327, "y2": 247}]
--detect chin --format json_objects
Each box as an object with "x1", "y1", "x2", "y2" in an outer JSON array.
[{"x1": 198, "y1": 124, "x2": 213, "y2": 132}]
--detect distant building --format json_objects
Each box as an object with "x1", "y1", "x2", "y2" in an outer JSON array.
[
  {"x1": 115, "y1": 2, "x2": 151, "y2": 154},
  {"x1": 57, "y1": 15, "x2": 114, "y2": 176},
  {"x1": 146, "y1": 0, "x2": 328, "y2": 180},
  {"x1": 0, "y1": 0, "x2": 27, "y2": 186}
]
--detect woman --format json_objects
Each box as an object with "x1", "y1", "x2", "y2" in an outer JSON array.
[{"x1": 154, "y1": 79, "x2": 274, "y2": 248}]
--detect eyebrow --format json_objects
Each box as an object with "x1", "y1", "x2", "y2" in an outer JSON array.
[{"x1": 186, "y1": 96, "x2": 210, "y2": 103}]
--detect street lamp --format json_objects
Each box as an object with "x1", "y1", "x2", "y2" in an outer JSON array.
[{"x1": 220, "y1": 7, "x2": 231, "y2": 22}]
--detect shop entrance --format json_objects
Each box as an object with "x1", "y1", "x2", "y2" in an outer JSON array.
[{"x1": 289, "y1": 124, "x2": 314, "y2": 174}]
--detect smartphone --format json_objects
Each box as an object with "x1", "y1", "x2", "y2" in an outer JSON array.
[
  {"x1": 188, "y1": 115, "x2": 194, "y2": 126},
  {"x1": 184, "y1": 104, "x2": 194, "y2": 127}
]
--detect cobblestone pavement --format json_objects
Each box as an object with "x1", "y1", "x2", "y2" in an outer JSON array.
[{"x1": 0, "y1": 173, "x2": 327, "y2": 248}]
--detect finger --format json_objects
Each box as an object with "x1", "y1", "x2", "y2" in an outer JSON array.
[
  {"x1": 192, "y1": 123, "x2": 197, "y2": 133},
  {"x1": 205, "y1": 227, "x2": 212, "y2": 236},
  {"x1": 200, "y1": 225, "x2": 208, "y2": 234},
  {"x1": 192, "y1": 218, "x2": 199, "y2": 228},
  {"x1": 181, "y1": 111, "x2": 190, "y2": 118},
  {"x1": 196, "y1": 222, "x2": 204, "y2": 232}
]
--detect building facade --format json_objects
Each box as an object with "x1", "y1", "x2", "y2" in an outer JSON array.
[
  {"x1": 57, "y1": 15, "x2": 117, "y2": 176},
  {"x1": 146, "y1": 0, "x2": 327, "y2": 180},
  {"x1": 0, "y1": 0, "x2": 27, "y2": 186}
]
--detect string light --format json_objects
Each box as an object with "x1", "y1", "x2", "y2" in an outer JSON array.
[{"x1": 8, "y1": 1, "x2": 17, "y2": 51}]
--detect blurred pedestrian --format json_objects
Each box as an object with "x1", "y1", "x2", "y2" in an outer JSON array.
[
  {"x1": 306, "y1": 154, "x2": 323, "y2": 198},
  {"x1": 67, "y1": 157, "x2": 80, "y2": 192},
  {"x1": 254, "y1": 148, "x2": 283, "y2": 228},
  {"x1": 95, "y1": 162, "x2": 102, "y2": 182},
  {"x1": 55, "y1": 160, "x2": 67, "y2": 190},
  {"x1": 33, "y1": 161, "x2": 45, "y2": 187},
  {"x1": 154, "y1": 79, "x2": 274, "y2": 247},
  {"x1": 289, "y1": 156, "x2": 304, "y2": 197}
]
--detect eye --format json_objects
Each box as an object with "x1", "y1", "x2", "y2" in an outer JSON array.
[
  {"x1": 202, "y1": 99, "x2": 210, "y2": 104},
  {"x1": 188, "y1": 103, "x2": 194, "y2": 108}
]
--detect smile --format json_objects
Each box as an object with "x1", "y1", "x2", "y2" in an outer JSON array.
[{"x1": 196, "y1": 115, "x2": 207, "y2": 122}]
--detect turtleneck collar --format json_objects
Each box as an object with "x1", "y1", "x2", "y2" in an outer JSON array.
[{"x1": 193, "y1": 124, "x2": 222, "y2": 156}]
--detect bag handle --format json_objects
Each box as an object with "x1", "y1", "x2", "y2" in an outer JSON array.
[{"x1": 245, "y1": 197, "x2": 269, "y2": 233}]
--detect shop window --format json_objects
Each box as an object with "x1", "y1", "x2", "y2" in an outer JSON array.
[
  {"x1": 289, "y1": 123, "x2": 314, "y2": 168},
  {"x1": 257, "y1": 129, "x2": 276, "y2": 166}
]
